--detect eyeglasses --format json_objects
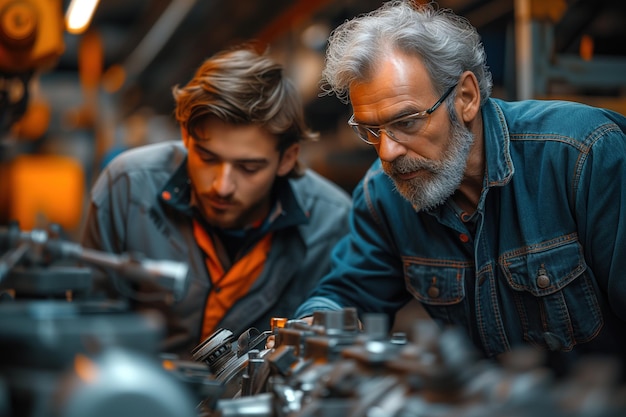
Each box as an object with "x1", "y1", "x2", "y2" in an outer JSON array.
[{"x1": 348, "y1": 83, "x2": 457, "y2": 145}]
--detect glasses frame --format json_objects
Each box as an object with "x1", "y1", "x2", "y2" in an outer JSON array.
[{"x1": 348, "y1": 83, "x2": 458, "y2": 145}]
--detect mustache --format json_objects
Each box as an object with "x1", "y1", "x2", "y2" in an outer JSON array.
[
  {"x1": 207, "y1": 194, "x2": 235, "y2": 204},
  {"x1": 195, "y1": 189, "x2": 237, "y2": 205},
  {"x1": 385, "y1": 156, "x2": 441, "y2": 176}
]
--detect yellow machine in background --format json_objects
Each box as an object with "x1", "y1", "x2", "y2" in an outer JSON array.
[
  {"x1": 0, "y1": 0, "x2": 65, "y2": 73},
  {"x1": 0, "y1": 0, "x2": 64, "y2": 130},
  {"x1": 0, "y1": 0, "x2": 83, "y2": 232}
]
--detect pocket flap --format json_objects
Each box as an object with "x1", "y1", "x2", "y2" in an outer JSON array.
[
  {"x1": 500, "y1": 238, "x2": 585, "y2": 296},
  {"x1": 404, "y1": 261, "x2": 466, "y2": 305}
]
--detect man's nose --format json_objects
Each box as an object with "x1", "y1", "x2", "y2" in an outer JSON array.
[
  {"x1": 213, "y1": 164, "x2": 236, "y2": 196},
  {"x1": 376, "y1": 131, "x2": 407, "y2": 162}
]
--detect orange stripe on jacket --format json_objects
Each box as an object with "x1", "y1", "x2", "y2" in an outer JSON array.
[{"x1": 192, "y1": 219, "x2": 273, "y2": 340}]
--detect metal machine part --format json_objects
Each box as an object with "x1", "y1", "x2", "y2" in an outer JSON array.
[
  {"x1": 0, "y1": 0, "x2": 64, "y2": 132},
  {"x1": 195, "y1": 309, "x2": 626, "y2": 417},
  {"x1": 0, "y1": 296, "x2": 204, "y2": 417},
  {"x1": 192, "y1": 327, "x2": 271, "y2": 399},
  {"x1": 0, "y1": 222, "x2": 189, "y2": 300},
  {"x1": 0, "y1": 222, "x2": 200, "y2": 417},
  {"x1": 3, "y1": 220, "x2": 626, "y2": 417},
  {"x1": 49, "y1": 348, "x2": 198, "y2": 417}
]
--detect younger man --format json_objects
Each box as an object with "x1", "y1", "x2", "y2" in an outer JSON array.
[{"x1": 81, "y1": 46, "x2": 352, "y2": 357}]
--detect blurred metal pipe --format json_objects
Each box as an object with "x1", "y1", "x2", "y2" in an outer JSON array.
[
  {"x1": 124, "y1": 0, "x2": 198, "y2": 78},
  {"x1": 515, "y1": 0, "x2": 533, "y2": 100}
]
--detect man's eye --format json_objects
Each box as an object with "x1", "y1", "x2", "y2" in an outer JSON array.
[
  {"x1": 239, "y1": 165, "x2": 261, "y2": 174},
  {"x1": 392, "y1": 117, "x2": 423, "y2": 133},
  {"x1": 200, "y1": 155, "x2": 218, "y2": 163}
]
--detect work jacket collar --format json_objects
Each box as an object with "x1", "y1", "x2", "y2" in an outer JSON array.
[{"x1": 482, "y1": 98, "x2": 514, "y2": 188}]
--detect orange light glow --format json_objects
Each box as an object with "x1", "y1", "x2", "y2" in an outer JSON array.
[
  {"x1": 65, "y1": 0, "x2": 100, "y2": 35},
  {"x1": 74, "y1": 353, "x2": 99, "y2": 383},
  {"x1": 580, "y1": 34, "x2": 594, "y2": 61}
]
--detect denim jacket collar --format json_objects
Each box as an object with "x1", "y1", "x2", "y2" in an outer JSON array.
[
  {"x1": 482, "y1": 98, "x2": 514, "y2": 189},
  {"x1": 427, "y1": 98, "x2": 514, "y2": 220}
]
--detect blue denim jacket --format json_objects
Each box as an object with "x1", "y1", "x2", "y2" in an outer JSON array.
[{"x1": 296, "y1": 98, "x2": 626, "y2": 366}]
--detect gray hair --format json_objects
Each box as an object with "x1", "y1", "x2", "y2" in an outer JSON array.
[{"x1": 321, "y1": 0, "x2": 492, "y2": 106}]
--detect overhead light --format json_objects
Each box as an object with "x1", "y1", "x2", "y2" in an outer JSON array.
[{"x1": 65, "y1": 0, "x2": 100, "y2": 35}]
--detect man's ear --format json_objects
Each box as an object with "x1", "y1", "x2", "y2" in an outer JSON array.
[
  {"x1": 277, "y1": 143, "x2": 300, "y2": 176},
  {"x1": 455, "y1": 70, "x2": 481, "y2": 124}
]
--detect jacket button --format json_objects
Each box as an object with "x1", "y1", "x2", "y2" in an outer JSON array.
[
  {"x1": 536, "y1": 273, "x2": 550, "y2": 289},
  {"x1": 427, "y1": 286, "x2": 440, "y2": 298},
  {"x1": 459, "y1": 233, "x2": 469, "y2": 243},
  {"x1": 459, "y1": 212, "x2": 472, "y2": 222}
]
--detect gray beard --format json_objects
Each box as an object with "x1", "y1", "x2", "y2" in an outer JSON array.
[{"x1": 382, "y1": 110, "x2": 474, "y2": 211}]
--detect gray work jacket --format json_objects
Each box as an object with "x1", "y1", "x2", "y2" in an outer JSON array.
[{"x1": 81, "y1": 140, "x2": 352, "y2": 358}]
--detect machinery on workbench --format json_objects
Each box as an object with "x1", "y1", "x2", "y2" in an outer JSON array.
[
  {"x1": 2, "y1": 221, "x2": 626, "y2": 417},
  {"x1": 192, "y1": 308, "x2": 626, "y2": 417},
  {"x1": 0, "y1": 222, "x2": 209, "y2": 417},
  {"x1": 2, "y1": 222, "x2": 626, "y2": 417}
]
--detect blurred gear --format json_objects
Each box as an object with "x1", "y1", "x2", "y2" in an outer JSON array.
[
  {"x1": 0, "y1": 0, "x2": 38, "y2": 54},
  {"x1": 0, "y1": 0, "x2": 64, "y2": 73},
  {"x1": 0, "y1": 0, "x2": 63, "y2": 132}
]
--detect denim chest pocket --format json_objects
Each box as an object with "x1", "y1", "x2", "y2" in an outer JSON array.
[
  {"x1": 500, "y1": 239, "x2": 603, "y2": 351},
  {"x1": 404, "y1": 259, "x2": 468, "y2": 326}
]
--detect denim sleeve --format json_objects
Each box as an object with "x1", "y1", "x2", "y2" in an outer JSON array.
[
  {"x1": 295, "y1": 166, "x2": 412, "y2": 321},
  {"x1": 294, "y1": 296, "x2": 344, "y2": 318},
  {"x1": 576, "y1": 118, "x2": 626, "y2": 321}
]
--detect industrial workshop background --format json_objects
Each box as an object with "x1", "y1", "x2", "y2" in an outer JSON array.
[
  {"x1": 0, "y1": 0, "x2": 625, "y2": 239},
  {"x1": 1, "y1": 1, "x2": 626, "y2": 416}
]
